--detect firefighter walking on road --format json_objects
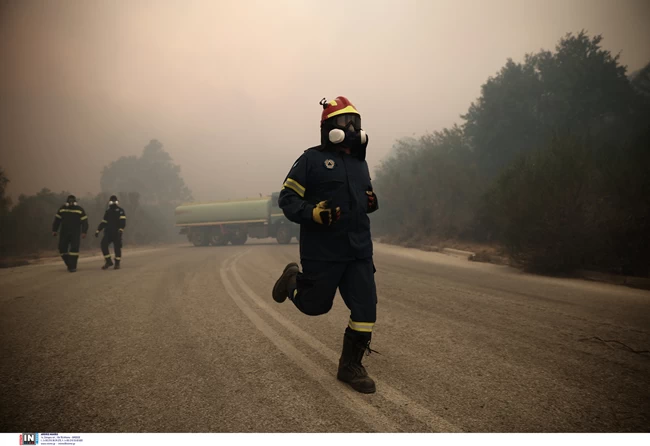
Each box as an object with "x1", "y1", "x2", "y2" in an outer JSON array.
[
  {"x1": 272, "y1": 96, "x2": 380, "y2": 394},
  {"x1": 95, "y1": 195, "x2": 126, "y2": 270},
  {"x1": 52, "y1": 194, "x2": 89, "y2": 272}
]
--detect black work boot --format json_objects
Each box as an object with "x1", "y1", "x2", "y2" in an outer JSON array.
[
  {"x1": 68, "y1": 255, "x2": 78, "y2": 272},
  {"x1": 337, "y1": 331, "x2": 376, "y2": 394},
  {"x1": 114, "y1": 259, "x2": 121, "y2": 270},
  {"x1": 102, "y1": 257, "x2": 114, "y2": 270},
  {"x1": 272, "y1": 262, "x2": 299, "y2": 303}
]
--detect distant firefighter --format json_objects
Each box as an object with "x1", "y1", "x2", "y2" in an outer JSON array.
[
  {"x1": 52, "y1": 194, "x2": 89, "y2": 272},
  {"x1": 95, "y1": 195, "x2": 126, "y2": 270}
]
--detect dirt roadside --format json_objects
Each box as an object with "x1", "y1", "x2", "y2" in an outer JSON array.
[{"x1": 375, "y1": 236, "x2": 650, "y2": 291}]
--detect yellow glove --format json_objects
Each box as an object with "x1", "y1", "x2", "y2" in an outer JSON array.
[{"x1": 312, "y1": 201, "x2": 341, "y2": 226}]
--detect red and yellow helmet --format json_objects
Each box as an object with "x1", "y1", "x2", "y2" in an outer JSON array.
[
  {"x1": 318, "y1": 96, "x2": 367, "y2": 150},
  {"x1": 320, "y1": 96, "x2": 361, "y2": 131}
]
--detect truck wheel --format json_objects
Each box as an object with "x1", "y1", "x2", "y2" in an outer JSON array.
[
  {"x1": 210, "y1": 233, "x2": 229, "y2": 246},
  {"x1": 276, "y1": 225, "x2": 292, "y2": 245},
  {"x1": 191, "y1": 229, "x2": 210, "y2": 247},
  {"x1": 230, "y1": 231, "x2": 248, "y2": 245}
]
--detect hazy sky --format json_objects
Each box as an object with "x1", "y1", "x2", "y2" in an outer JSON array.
[{"x1": 1, "y1": 0, "x2": 649, "y2": 202}]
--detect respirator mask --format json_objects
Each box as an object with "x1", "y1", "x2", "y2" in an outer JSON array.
[
  {"x1": 108, "y1": 195, "x2": 119, "y2": 208},
  {"x1": 326, "y1": 113, "x2": 368, "y2": 147}
]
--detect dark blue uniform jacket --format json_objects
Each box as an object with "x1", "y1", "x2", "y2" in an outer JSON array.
[{"x1": 279, "y1": 146, "x2": 378, "y2": 262}]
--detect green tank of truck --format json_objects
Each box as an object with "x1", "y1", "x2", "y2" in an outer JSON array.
[{"x1": 174, "y1": 191, "x2": 298, "y2": 246}]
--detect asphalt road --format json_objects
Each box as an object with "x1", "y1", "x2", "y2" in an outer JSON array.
[{"x1": 1, "y1": 241, "x2": 649, "y2": 433}]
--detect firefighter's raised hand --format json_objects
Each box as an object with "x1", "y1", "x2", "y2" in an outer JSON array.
[
  {"x1": 94, "y1": 231, "x2": 100, "y2": 238},
  {"x1": 312, "y1": 200, "x2": 341, "y2": 226}
]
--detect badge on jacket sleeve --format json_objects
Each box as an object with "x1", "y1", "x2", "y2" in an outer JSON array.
[{"x1": 324, "y1": 159, "x2": 336, "y2": 169}]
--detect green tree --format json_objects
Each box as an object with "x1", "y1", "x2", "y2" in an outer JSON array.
[
  {"x1": 0, "y1": 167, "x2": 12, "y2": 256},
  {"x1": 5, "y1": 188, "x2": 72, "y2": 255},
  {"x1": 100, "y1": 139, "x2": 192, "y2": 205},
  {"x1": 590, "y1": 123, "x2": 650, "y2": 276},
  {"x1": 0, "y1": 139, "x2": 194, "y2": 258},
  {"x1": 100, "y1": 139, "x2": 192, "y2": 243},
  {"x1": 627, "y1": 61, "x2": 650, "y2": 134},
  {"x1": 374, "y1": 126, "x2": 479, "y2": 241},
  {"x1": 0, "y1": 166, "x2": 11, "y2": 216},
  {"x1": 462, "y1": 31, "x2": 635, "y2": 178},
  {"x1": 485, "y1": 135, "x2": 594, "y2": 273},
  {"x1": 628, "y1": 61, "x2": 650, "y2": 101},
  {"x1": 462, "y1": 57, "x2": 544, "y2": 178}
]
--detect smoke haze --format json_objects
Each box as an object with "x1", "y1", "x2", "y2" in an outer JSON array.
[{"x1": 1, "y1": 0, "x2": 649, "y2": 201}]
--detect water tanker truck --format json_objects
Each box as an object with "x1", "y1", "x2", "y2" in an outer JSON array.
[{"x1": 175, "y1": 192, "x2": 298, "y2": 246}]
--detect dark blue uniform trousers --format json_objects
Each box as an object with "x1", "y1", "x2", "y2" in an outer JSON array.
[{"x1": 290, "y1": 257, "x2": 377, "y2": 338}]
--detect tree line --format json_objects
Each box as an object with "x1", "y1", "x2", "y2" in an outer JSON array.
[
  {"x1": 2, "y1": 31, "x2": 648, "y2": 276},
  {"x1": 372, "y1": 31, "x2": 650, "y2": 276},
  {"x1": 0, "y1": 140, "x2": 192, "y2": 261}
]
